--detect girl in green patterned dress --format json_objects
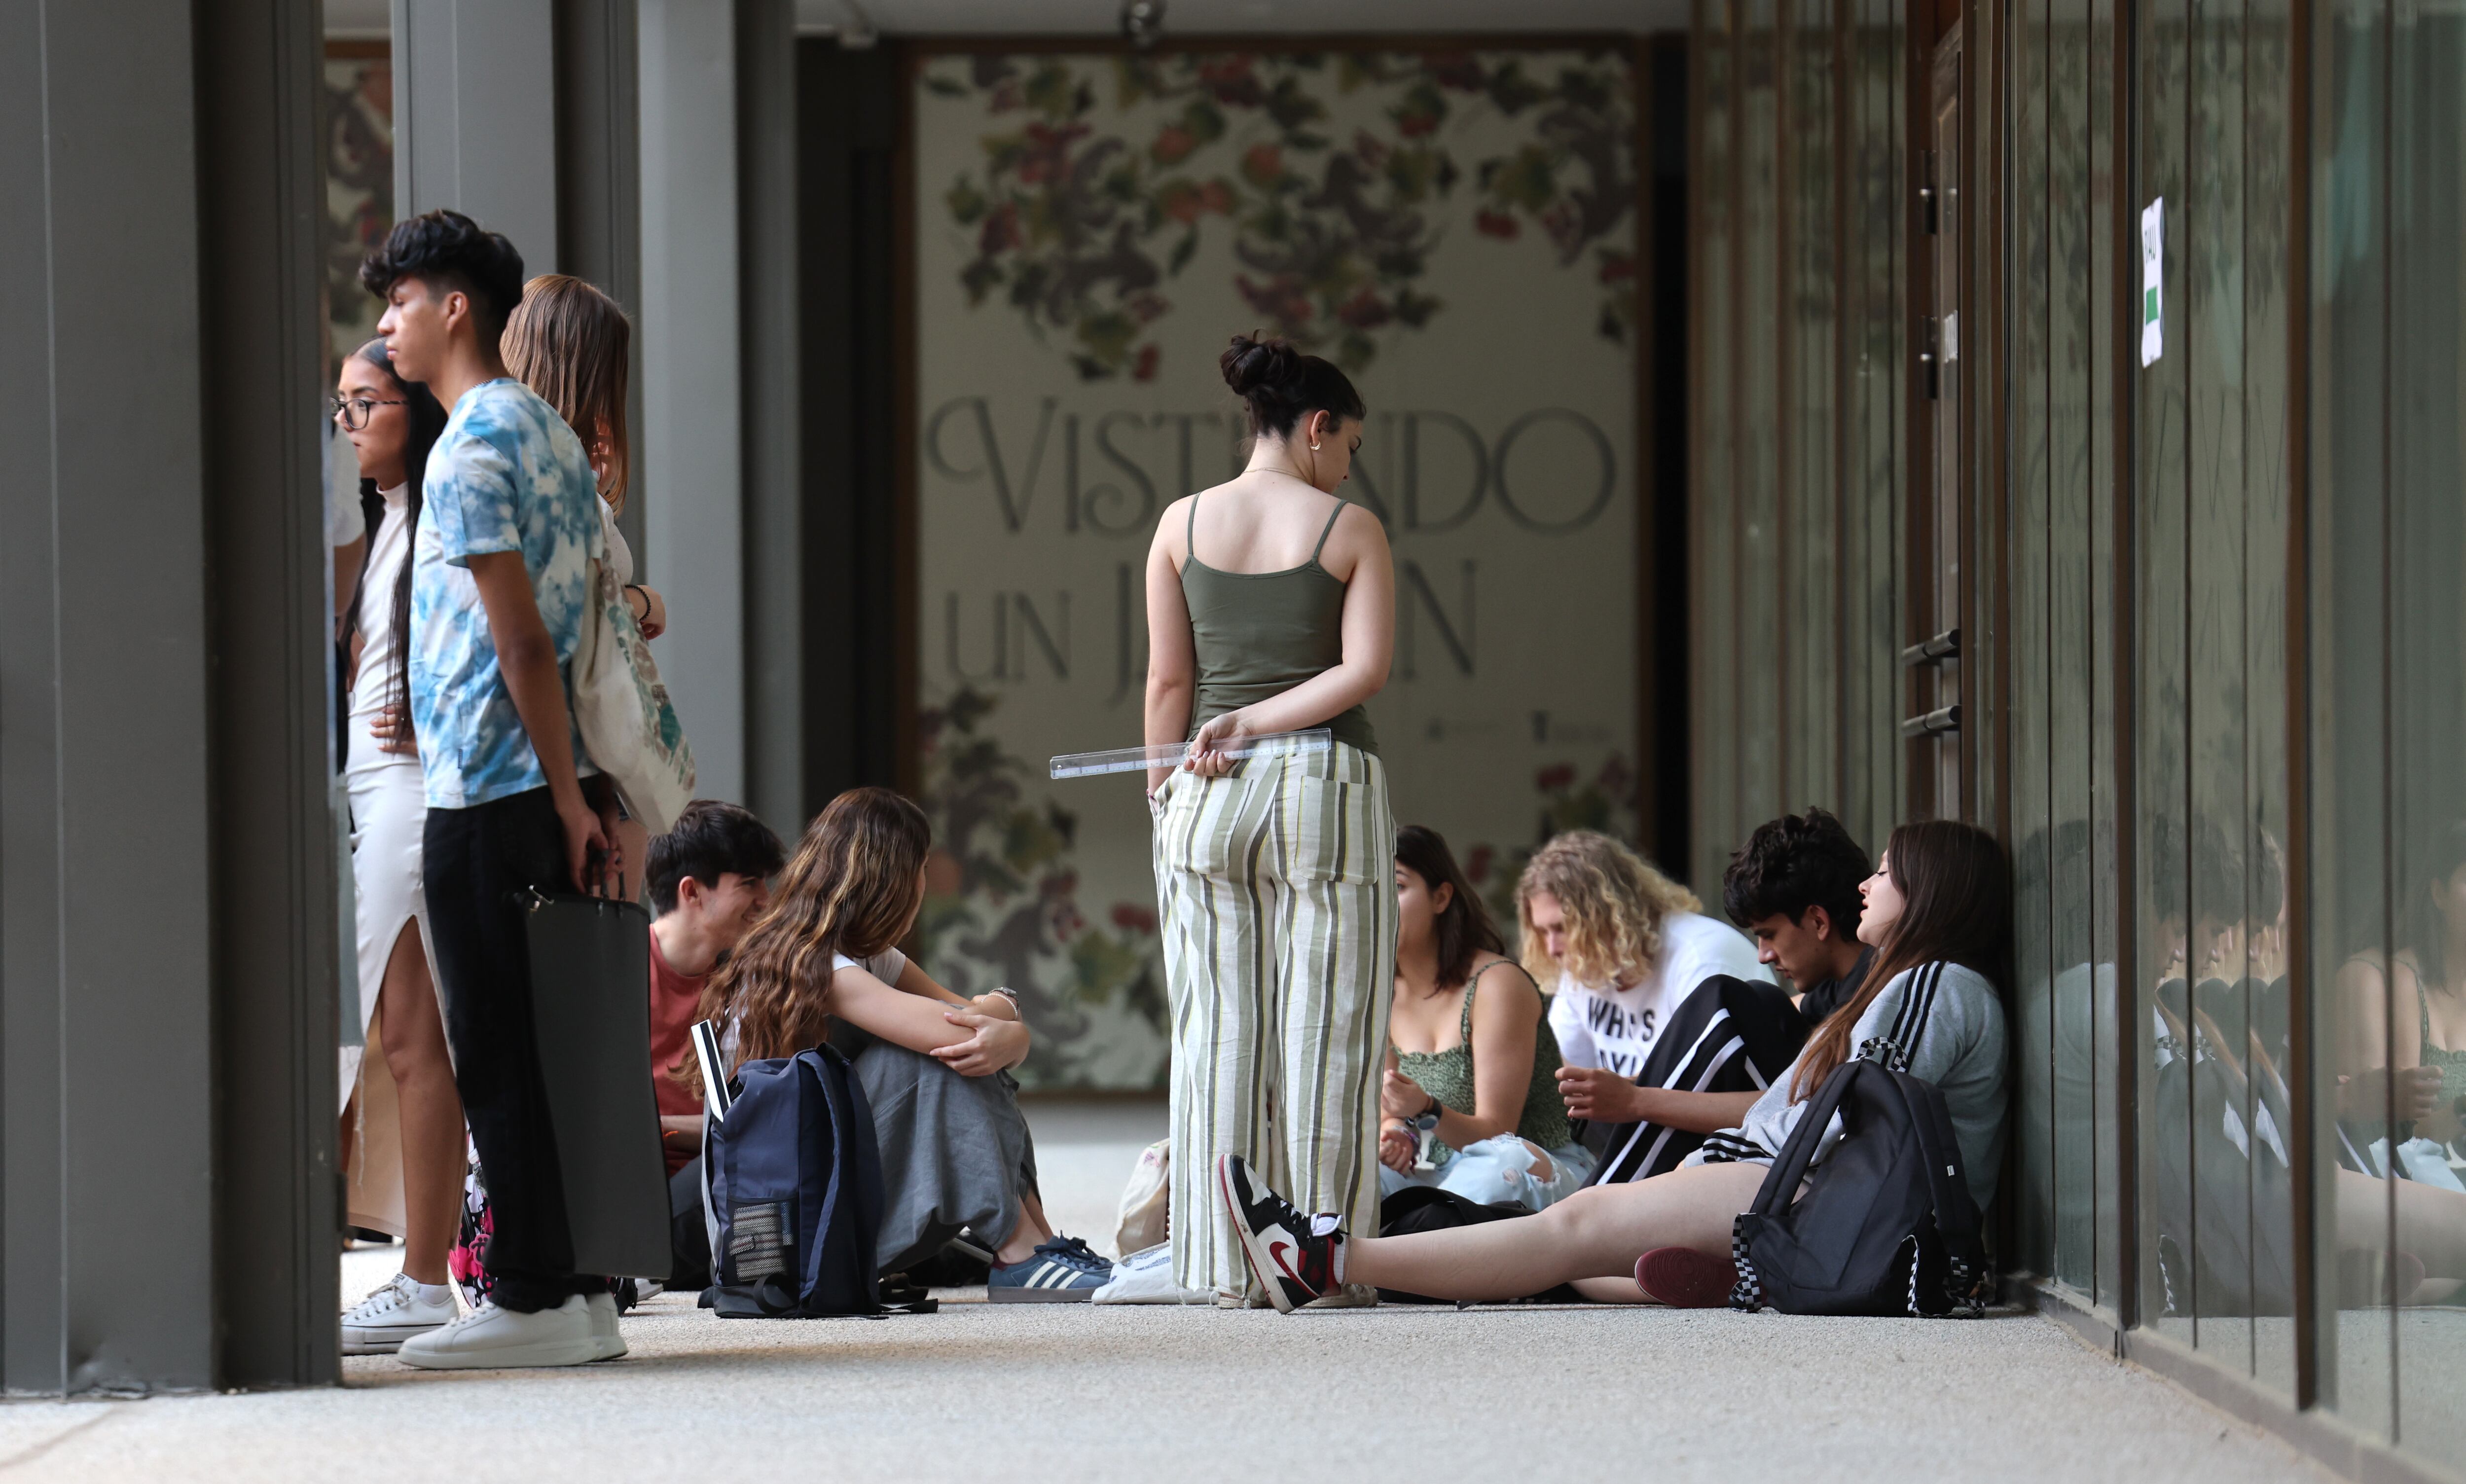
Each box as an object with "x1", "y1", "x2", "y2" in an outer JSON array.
[{"x1": 1379, "y1": 826, "x2": 1596, "y2": 1211}]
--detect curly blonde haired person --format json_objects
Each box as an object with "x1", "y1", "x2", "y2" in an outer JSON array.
[
  {"x1": 1516, "y1": 831, "x2": 1702, "y2": 990},
  {"x1": 1514, "y1": 831, "x2": 1777, "y2": 1177}
]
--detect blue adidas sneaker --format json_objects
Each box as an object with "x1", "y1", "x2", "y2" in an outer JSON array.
[{"x1": 987, "y1": 1236, "x2": 1113, "y2": 1303}]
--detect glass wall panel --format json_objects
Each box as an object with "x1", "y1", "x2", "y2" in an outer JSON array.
[
  {"x1": 2240, "y1": 0, "x2": 2297, "y2": 1403},
  {"x1": 1845, "y1": 0, "x2": 1905, "y2": 855},
  {"x1": 2185, "y1": 0, "x2": 2254, "y2": 1375},
  {"x1": 2138, "y1": 0, "x2": 2195, "y2": 1349},
  {"x1": 2048, "y1": 0, "x2": 2102, "y2": 1300},
  {"x1": 2313, "y1": 0, "x2": 2396, "y2": 1437},
  {"x1": 2088, "y1": 0, "x2": 2126, "y2": 1313},
  {"x1": 1786, "y1": 0, "x2": 1839, "y2": 813},
  {"x1": 2385, "y1": 0, "x2": 2466, "y2": 1458},
  {"x1": 1737, "y1": 0, "x2": 1784, "y2": 838},
  {"x1": 2013, "y1": 0, "x2": 2061, "y2": 1285},
  {"x1": 1691, "y1": 2, "x2": 1740, "y2": 894}
]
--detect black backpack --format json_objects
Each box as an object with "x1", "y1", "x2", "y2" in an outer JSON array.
[
  {"x1": 698, "y1": 1041, "x2": 932, "y2": 1318},
  {"x1": 1729, "y1": 1056, "x2": 1991, "y2": 1316}
]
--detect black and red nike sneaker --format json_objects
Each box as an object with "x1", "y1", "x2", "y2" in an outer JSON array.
[{"x1": 1215, "y1": 1154, "x2": 1341, "y2": 1314}]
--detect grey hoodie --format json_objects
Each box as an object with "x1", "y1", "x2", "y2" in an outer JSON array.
[{"x1": 1681, "y1": 961, "x2": 2008, "y2": 1207}]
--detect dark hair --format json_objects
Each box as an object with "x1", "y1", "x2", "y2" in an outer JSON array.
[
  {"x1": 342, "y1": 339, "x2": 448, "y2": 735},
  {"x1": 647, "y1": 800, "x2": 788, "y2": 915},
  {"x1": 1792, "y1": 820, "x2": 2009, "y2": 1100},
  {"x1": 1397, "y1": 825, "x2": 1506, "y2": 993},
  {"x1": 1219, "y1": 332, "x2": 1366, "y2": 440},
  {"x1": 1722, "y1": 807, "x2": 1870, "y2": 940},
  {"x1": 2404, "y1": 821, "x2": 2466, "y2": 986},
  {"x1": 359, "y1": 208, "x2": 527, "y2": 348}
]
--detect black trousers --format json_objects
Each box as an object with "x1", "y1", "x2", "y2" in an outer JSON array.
[{"x1": 424, "y1": 785, "x2": 596, "y2": 1312}]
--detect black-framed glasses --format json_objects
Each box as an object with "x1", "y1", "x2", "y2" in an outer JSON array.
[{"x1": 328, "y1": 396, "x2": 406, "y2": 431}]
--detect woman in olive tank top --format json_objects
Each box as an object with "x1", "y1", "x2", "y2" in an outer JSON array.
[
  {"x1": 1144, "y1": 333, "x2": 1397, "y2": 1305},
  {"x1": 1379, "y1": 826, "x2": 1596, "y2": 1213}
]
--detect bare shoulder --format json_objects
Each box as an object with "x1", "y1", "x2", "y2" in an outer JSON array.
[
  {"x1": 1467, "y1": 955, "x2": 1543, "y2": 1022},
  {"x1": 1320, "y1": 497, "x2": 1391, "y2": 579},
  {"x1": 1154, "y1": 493, "x2": 1198, "y2": 559}
]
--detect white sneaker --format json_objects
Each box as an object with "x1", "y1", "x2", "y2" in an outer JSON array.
[
  {"x1": 585, "y1": 1292, "x2": 627, "y2": 1361},
  {"x1": 341, "y1": 1273, "x2": 459, "y2": 1355},
  {"x1": 397, "y1": 1295, "x2": 596, "y2": 1370}
]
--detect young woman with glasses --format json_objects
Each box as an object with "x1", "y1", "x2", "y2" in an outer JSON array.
[{"x1": 331, "y1": 339, "x2": 468, "y2": 1355}]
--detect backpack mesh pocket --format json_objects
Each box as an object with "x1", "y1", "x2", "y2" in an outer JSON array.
[{"x1": 727, "y1": 1200, "x2": 793, "y2": 1280}]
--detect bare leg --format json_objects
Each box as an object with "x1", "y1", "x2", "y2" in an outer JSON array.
[
  {"x1": 1341, "y1": 1162, "x2": 1768, "y2": 1302},
  {"x1": 997, "y1": 1188, "x2": 1059, "y2": 1265},
  {"x1": 376, "y1": 921, "x2": 464, "y2": 1286},
  {"x1": 2337, "y1": 1165, "x2": 2466, "y2": 1286}
]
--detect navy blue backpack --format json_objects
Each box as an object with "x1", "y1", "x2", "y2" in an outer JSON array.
[{"x1": 698, "y1": 1038, "x2": 932, "y2": 1318}]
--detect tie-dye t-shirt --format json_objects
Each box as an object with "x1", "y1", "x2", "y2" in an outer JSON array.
[{"x1": 410, "y1": 378, "x2": 600, "y2": 809}]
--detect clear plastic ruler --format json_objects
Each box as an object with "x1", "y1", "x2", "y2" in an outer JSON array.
[{"x1": 1049, "y1": 726, "x2": 1332, "y2": 780}]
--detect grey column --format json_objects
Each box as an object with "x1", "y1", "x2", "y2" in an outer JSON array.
[
  {"x1": 739, "y1": 0, "x2": 803, "y2": 837},
  {"x1": 0, "y1": 0, "x2": 336, "y2": 1393},
  {"x1": 639, "y1": 0, "x2": 748, "y2": 806},
  {"x1": 392, "y1": 0, "x2": 561, "y2": 264}
]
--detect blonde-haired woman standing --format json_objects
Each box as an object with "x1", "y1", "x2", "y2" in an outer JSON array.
[
  {"x1": 502, "y1": 273, "x2": 665, "y2": 897},
  {"x1": 1519, "y1": 831, "x2": 1772, "y2": 1146},
  {"x1": 1146, "y1": 332, "x2": 1394, "y2": 1307}
]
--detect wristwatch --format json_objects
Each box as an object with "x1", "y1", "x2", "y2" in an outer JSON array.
[{"x1": 1411, "y1": 1096, "x2": 1442, "y2": 1133}]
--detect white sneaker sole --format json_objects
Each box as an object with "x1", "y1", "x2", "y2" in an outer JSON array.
[
  {"x1": 398, "y1": 1333, "x2": 598, "y2": 1370},
  {"x1": 1215, "y1": 1157, "x2": 1302, "y2": 1315},
  {"x1": 342, "y1": 1323, "x2": 445, "y2": 1356}
]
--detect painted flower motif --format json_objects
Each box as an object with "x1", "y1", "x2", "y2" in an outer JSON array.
[{"x1": 931, "y1": 49, "x2": 1637, "y2": 377}]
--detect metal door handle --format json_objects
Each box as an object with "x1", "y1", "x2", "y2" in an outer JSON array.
[
  {"x1": 1900, "y1": 627, "x2": 1961, "y2": 667},
  {"x1": 1900, "y1": 704, "x2": 1961, "y2": 738}
]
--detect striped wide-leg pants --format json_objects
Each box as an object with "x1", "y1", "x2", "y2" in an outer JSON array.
[{"x1": 1152, "y1": 740, "x2": 1395, "y2": 1300}]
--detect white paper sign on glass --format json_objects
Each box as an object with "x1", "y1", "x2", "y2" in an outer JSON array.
[
  {"x1": 2140, "y1": 197, "x2": 2165, "y2": 367},
  {"x1": 1050, "y1": 726, "x2": 1333, "y2": 780}
]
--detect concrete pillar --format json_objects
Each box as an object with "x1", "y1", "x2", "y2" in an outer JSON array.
[
  {"x1": 0, "y1": 0, "x2": 337, "y2": 1392},
  {"x1": 639, "y1": 0, "x2": 748, "y2": 806},
  {"x1": 392, "y1": 0, "x2": 561, "y2": 265},
  {"x1": 739, "y1": 0, "x2": 803, "y2": 837}
]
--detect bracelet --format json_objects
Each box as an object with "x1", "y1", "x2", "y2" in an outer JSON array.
[{"x1": 988, "y1": 986, "x2": 1020, "y2": 1005}]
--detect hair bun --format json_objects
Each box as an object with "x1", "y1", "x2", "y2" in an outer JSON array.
[{"x1": 1220, "y1": 332, "x2": 1301, "y2": 397}]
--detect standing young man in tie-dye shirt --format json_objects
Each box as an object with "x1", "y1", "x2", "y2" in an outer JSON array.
[{"x1": 361, "y1": 209, "x2": 622, "y2": 1370}]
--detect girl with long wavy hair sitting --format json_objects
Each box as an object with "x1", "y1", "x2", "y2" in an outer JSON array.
[
  {"x1": 699, "y1": 787, "x2": 1114, "y2": 1301},
  {"x1": 1214, "y1": 820, "x2": 2012, "y2": 1312}
]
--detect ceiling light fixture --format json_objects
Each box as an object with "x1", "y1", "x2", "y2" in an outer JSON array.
[{"x1": 1120, "y1": 0, "x2": 1166, "y2": 49}]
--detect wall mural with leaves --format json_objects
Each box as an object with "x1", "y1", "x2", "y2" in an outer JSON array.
[{"x1": 914, "y1": 48, "x2": 1641, "y2": 1089}]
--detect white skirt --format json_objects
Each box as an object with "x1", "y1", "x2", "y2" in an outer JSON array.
[{"x1": 341, "y1": 757, "x2": 435, "y2": 1237}]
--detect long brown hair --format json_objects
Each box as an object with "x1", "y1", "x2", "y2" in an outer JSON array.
[
  {"x1": 697, "y1": 788, "x2": 931, "y2": 1072},
  {"x1": 1515, "y1": 831, "x2": 1701, "y2": 990},
  {"x1": 1791, "y1": 819, "x2": 2010, "y2": 1100},
  {"x1": 1396, "y1": 825, "x2": 1505, "y2": 993},
  {"x1": 502, "y1": 273, "x2": 632, "y2": 512}
]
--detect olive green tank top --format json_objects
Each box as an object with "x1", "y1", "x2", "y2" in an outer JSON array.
[
  {"x1": 1179, "y1": 492, "x2": 1378, "y2": 757},
  {"x1": 1395, "y1": 962, "x2": 1572, "y2": 1161},
  {"x1": 2423, "y1": 992, "x2": 2466, "y2": 1109}
]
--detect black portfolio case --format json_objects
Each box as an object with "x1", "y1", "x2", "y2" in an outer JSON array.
[{"x1": 524, "y1": 892, "x2": 673, "y2": 1279}]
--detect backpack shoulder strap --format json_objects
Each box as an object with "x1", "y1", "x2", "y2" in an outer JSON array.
[
  {"x1": 1891, "y1": 1067, "x2": 1987, "y2": 1309},
  {"x1": 1746, "y1": 1058, "x2": 1868, "y2": 1218}
]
